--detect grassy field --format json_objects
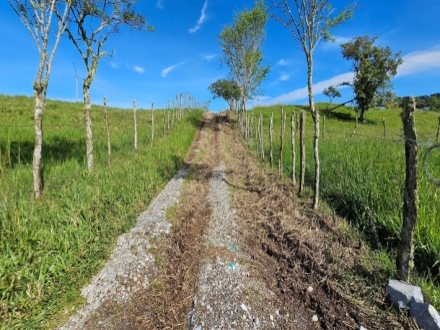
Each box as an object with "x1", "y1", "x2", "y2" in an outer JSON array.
[
  {"x1": 0, "y1": 95, "x2": 203, "y2": 329},
  {"x1": 245, "y1": 104, "x2": 440, "y2": 307}
]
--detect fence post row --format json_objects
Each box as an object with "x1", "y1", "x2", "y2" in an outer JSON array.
[
  {"x1": 103, "y1": 96, "x2": 111, "y2": 167},
  {"x1": 299, "y1": 110, "x2": 306, "y2": 196},
  {"x1": 397, "y1": 96, "x2": 419, "y2": 282},
  {"x1": 269, "y1": 112, "x2": 274, "y2": 168},
  {"x1": 291, "y1": 112, "x2": 296, "y2": 186}
]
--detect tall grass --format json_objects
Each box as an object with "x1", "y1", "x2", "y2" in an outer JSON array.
[
  {"x1": 246, "y1": 104, "x2": 440, "y2": 306},
  {"x1": 0, "y1": 95, "x2": 203, "y2": 329}
]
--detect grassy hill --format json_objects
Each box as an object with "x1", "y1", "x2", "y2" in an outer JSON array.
[
  {"x1": 245, "y1": 103, "x2": 440, "y2": 307},
  {"x1": 0, "y1": 95, "x2": 203, "y2": 329}
]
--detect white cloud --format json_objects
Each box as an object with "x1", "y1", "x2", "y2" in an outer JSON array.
[
  {"x1": 333, "y1": 36, "x2": 351, "y2": 45},
  {"x1": 189, "y1": 0, "x2": 208, "y2": 33},
  {"x1": 134, "y1": 66, "x2": 144, "y2": 74},
  {"x1": 277, "y1": 59, "x2": 288, "y2": 66},
  {"x1": 110, "y1": 61, "x2": 120, "y2": 68},
  {"x1": 262, "y1": 72, "x2": 354, "y2": 106},
  {"x1": 397, "y1": 46, "x2": 440, "y2": 77},
  {"x1": 157, "y1": 0, "x2": 164, "y2": 9},
  {"x1": 279, "y1": 74, "x2": 289, "y2": 81},
  {"x1": 162, "y1": 61, "x2": 185, "y2": 78},
  {"x1": 202, "y1": 53, "x2": 217, "y2": 61}
]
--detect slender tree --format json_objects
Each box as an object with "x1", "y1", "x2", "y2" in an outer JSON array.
[
  {"x1": 208, "y1": 79, "x2": 241, "y2": 112},
  {"x1": 8, "y1": 0, "x2": 70, "y2": 197},
  {"x1": 270, "y1": 0, "x2": 356, "y2": 209},
  {"x1": 60, "y1": 0, "x2": 154, "y2": 172},
  {"x1": 217, "y1": 0, "x2": 270, "y2": 118},
  {"x1": 323, "y1": 85, "x2": 341, "y2": 104}
]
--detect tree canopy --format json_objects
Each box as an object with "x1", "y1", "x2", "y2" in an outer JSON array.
[
  {"x1": 341, "y1": 35, "x2": 403, "y2": 122},
  {"x1": 323, "y1": 85, "x2": 341, "y2": 104},
  {"x1": 208, "y1": 79, "x2": 241, "y2": 111},
  {"x1": 217, "y1": 0, "x2": 270, "y2": 113}
]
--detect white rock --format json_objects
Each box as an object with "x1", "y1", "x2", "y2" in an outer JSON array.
[
  {"x1": 387, "y1": 279, "x2": 423, "y2": 309},
  {"x1": 312, "y1": 315, "x2": 318, "y2": 322},
  {"x1": 410, "y1": 302, "x2": 440, "y2": 330},
  {"x1": 307, "y1": 286, "x2": 313, "y2": 292}
]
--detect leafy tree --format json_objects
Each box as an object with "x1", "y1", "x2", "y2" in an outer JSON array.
[
  {"x1": 217, "y1": 0, "x2": 270, "y2": 117},
  {"x1": 270, "y1": 0, "x2": 356, "y2": 210},
  {"x1": 341, "y1": 36, "x2": 403, "y2": 122},
  {"x1": 8, "y1": 0, "x2": 70, "y2": 197},
  {"x1": 59, "y1": 0, "x2": 154, "y2": 172},
  {"x1": 322, "y1": 85, "x2": 341, "y2": 104},
  {"x1": 208, "y1": 79, "x2": 241, "y2": 111},
  {"x1": 427, "y1": 95, "x2": 439, "y2": 111}
]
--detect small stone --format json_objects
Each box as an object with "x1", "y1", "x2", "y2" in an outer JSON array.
[
  {"x1": 312, "y1": 315, "x2": 318, "y2": 322},
  {"x1": 307, "y1": 286, "x2": 313, "y2": 292},
  {"x1": 270, "y1": 315, "x2": 274, "y2": 321},
  {"x1": 243, "y1": 314, "x2": 247, "y2": 320}
]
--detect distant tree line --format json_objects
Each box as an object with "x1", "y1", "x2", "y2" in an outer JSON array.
[{"x1": 397, "y1": 93, "x2": 440, "y2": 111}]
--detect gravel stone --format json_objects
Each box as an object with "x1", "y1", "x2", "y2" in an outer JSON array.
[{"x1": 58, "y1": 168, "x2": 188, "y2": 329}]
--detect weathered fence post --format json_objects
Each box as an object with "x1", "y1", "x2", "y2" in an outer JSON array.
[
  {"x1": 291, "y1": 112, "x2": 296, "y2": 186},
  {"x1": 103, "y1": 96, "x2": 111, "y2": 167},
  {"x1": 269, "y1": 112, "x2": 274, "y2": 168},
  {"x1": 151, "y1": 103, "x2": 155, "y2": 142},
  {"x1": 260, "y1": 113, "x2": 264, "y2": 159},
  {"x1": 322, "y1": 115, "x2": 326, "y2": 140},
  {"x1": 350, "y1": 117, "x2": 358, "y2": 138},
  {"x1": 279, "y1": 106, "x2": 285, "y2": 176},
  {"x1": 437, "y1": 117, "x2": 440, "y2": 143},
  {"x1": 299, "y1": 110, "x2": 306, "y2": 196},
  {"x1": 168, "y1": 99, "x2": 170, "y2": 131},
  {"x1": 397, "y1": 96, "x2": 418, "y2": 282},
  {"x1": 133, "y1": 100, "x2": 137, "y2": 150},
  {"x1": 382, "y1": 118, "x2": 386, "y2": 138}
]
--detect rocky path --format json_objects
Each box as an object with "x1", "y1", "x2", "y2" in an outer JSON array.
[{"x1": 58, "y1": 113, "x2": 415, "y2": 330}]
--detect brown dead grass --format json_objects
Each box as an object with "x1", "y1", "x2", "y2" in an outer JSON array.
[{"x1": 220, "y1": 115, "x2": 419, "y2": 329}]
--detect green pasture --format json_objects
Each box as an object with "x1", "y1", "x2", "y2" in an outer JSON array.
[{"x1": 0, "y1": 94, "x2": 202, "y2": 329}]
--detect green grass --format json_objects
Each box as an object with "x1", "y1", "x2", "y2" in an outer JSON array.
[
  {"x1": 0, "y1": 94, "x2": 203, "y2": 329},
  {"x1": 244, "y1": 103, "x2": 440, "y2": 307}
]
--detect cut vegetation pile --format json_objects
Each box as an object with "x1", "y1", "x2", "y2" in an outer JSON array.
[
  {"x1": 245, "y1": 104, "x2": 440, "y2": 308},
  {"x1": 0, "y1": 95, "x2": 203, "y2": 329}
]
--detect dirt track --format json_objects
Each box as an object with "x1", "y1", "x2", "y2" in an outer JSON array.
[{"x1": 60, "y1": 113, "x2": 416, "y2": 329}]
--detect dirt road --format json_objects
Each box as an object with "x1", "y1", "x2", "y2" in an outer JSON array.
[{"x1": 59, "y1": 113, "x2": 415, "y2": 329}]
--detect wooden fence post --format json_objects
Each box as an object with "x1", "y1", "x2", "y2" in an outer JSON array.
[
  {"x1": 260, "y1": 113, "x2": 264, "y2": 159},
  {"x1": 382, "y1": 118, "x2": 386, "y2": 138},
  {"x1": 437, "y1": 117, "x2": 440, "y2": 142},
  {"x1": 279, "y1": 106, "x2": 285, "y2": 176},
  {"x1": 299, "y1": 110, "x2": 306, "y2": 196},
  {"x1": 351, "y1": 118, "x2": 358, "y2": 138},
  {"x1": 291, "y1": 112, "x2": 296, "y2": 186},
  {"x1": 151, "y1": 103, "x2": 155, "y2": 142},
  {"x1": 322, "y1": 115, "x2": 326, "y2": 140},
  {"x1": 168, "y1": 99, "x2": 170, "y2": 131},
  {"x1": 270, "y1": 112, "x2": 274, "y2": 168},
  {"x1": 133, "y1": 100, "x2": 137, "y2": 150},
  {"x1": 397, "y1": 96, "x2": 418, "y2": 282},
  {"x1": 103, "y1": 96, "x2": 111, "y2": 167}
]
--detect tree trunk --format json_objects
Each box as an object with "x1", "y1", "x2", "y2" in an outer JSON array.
[
  {"x1": 307, "y1": 56, "x2": 320, "y2": 210},
  {"x1": 83, "y1": 81, "x2": 94, "y2": 172},
  {"x1": 359, "y1": 107, "x2": 366, "y2": 123},
  {"x1": 33, "y1": 84, "x2": 45, "y2": 197},
  {"x1": 397, "y1": 96, "x2": 418, "y2": 282}
]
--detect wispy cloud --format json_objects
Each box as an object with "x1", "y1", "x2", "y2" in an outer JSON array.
[
  {"x1": 134, "y1": 66, "x2": 144, "y2": 74},
  {"x1": 110, "y1": 61, "x2": 120, "y2": 68},
  {"x1": 397, "y1": 46, "x2": 440, "y2": 76},
  {"x1": 162, "y1": 61, "x2": 185, "y2": 78},
  {"x1": 279, "y1": 73, "x2": 289, "y2": 81},
  {"x1": 262, "y1": 72, "x2": 354, "y2": 105},
  {"x1": 202, "y1": 53, "x2": 217, "y2": 61},
  {"x1": 156, "y1": 0, "x2": 164, "y2": 9},
  {"x1": 277, "y1": 59, "x2": 288, "y2": 66},
  {"x1": 189, "y1": 0, "x2": 209, "y2": 33}
]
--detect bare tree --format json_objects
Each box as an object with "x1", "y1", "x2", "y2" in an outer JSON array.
[
  {"x1": 60, "y1": 0, "x2": 154, "y2": 172},
  {"x1": 8, "y1": 0, "x2": 70, "y2": 197},
  {"x1": 270, "y1": 0, "x2": 356, "y2": 209}
]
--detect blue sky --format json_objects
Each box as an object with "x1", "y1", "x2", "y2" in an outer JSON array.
[{"x1": 1, "y1": 0, "x2": 440, "y2": 111}]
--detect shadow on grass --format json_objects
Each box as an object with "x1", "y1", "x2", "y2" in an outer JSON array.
[{"x1": 1, "y1": 136, "x2": 85, "y2": 168}]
